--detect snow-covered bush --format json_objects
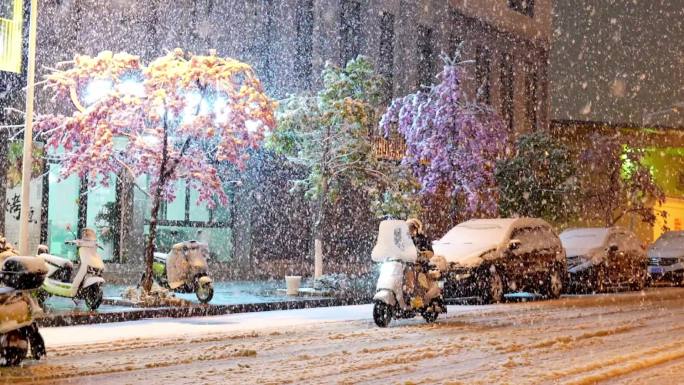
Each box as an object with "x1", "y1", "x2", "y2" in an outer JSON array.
[{"x1": 496, "y1": 131, "x2": 579, "y2": 224}]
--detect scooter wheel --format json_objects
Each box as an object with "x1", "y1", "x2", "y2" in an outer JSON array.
[
  {"x1": 373, "y1": 301, "x2": 392, "y2": 328},
  {"x1": 84, "y1": 284, "x2": 103, "y2": 310},
  {"x1": 196, "y1": 285, "x2": 214, "y2": 304},
  {"x1": 1, "y1": 331, "x2": 28, "y2": 367},
  {"x1": 2, "y1": 346, "x2": 27, "y2": 366}
]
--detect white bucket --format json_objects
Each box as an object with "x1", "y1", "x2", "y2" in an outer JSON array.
[{"x1": 285, "y1": 276, "x2": 302, "y2": 295}]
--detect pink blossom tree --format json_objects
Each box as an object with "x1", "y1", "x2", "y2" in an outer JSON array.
[
  {"x1": 37, "y1": 49, "x2": 276, "y2": 292},
  {"x1": 380, "y1": 55, "x2": 511, "y2": 218}
]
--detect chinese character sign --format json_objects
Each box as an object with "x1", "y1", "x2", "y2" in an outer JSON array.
[{"x1": 4, "y1": 177, "x2": 42, "y2": 253}]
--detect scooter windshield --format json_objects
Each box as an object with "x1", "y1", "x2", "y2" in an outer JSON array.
[{"x1": 186, "y1": 252, "x2": 208, "y2": 272}]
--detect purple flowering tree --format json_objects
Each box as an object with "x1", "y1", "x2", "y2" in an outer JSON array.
[{"x1": 380, "y1": 56, "x2": 511, "y2": 217}]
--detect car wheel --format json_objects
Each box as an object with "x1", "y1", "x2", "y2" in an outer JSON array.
[
  {"x1": 631, "y1": 262, "x2": 647, "y2": 291},
  {"x1": 482, "y1": 267, "x2": 504, "y2": 304},
  {"x1": 594, "y1": 264, "x2": 610, "y2": 293},
  {"x1": 545, "y1": 267, "x2": 563, "y2": 299}
]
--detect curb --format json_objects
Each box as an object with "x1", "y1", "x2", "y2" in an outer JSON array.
[{"x1": 36, "y1": 296, "x2": 373, "y2": 327}]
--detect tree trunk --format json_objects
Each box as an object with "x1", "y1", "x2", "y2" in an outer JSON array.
[
  {"x1": 312, "y1": 176, "x2": 328, "y2": 282},
  {"x1": 141, "y1": 125, "x2": 169, "y2": 292}
]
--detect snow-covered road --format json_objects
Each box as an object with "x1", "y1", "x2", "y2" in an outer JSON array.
[{"x1": 4, "y1": 288, "x2": 684, "y2": 385}]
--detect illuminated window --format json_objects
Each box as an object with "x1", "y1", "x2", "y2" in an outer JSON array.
[{"x1": 0, "y1": 0, "x2": 22, "y2": 73}]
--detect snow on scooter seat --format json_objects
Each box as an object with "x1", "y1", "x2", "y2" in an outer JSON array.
[{"x1": 371, "y1": 220, "x2": 417, "y2": 263}]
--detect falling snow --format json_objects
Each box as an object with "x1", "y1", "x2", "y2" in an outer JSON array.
[{"x1": 0, "y1": 0, "x2": 683, "y2": 382}]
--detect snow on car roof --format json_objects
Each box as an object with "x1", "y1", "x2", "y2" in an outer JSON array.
[
  {"x1": 655, "y1": 231, "x2": 684, "y2": 240},
  {"x1": 433, "y1": 218, "x2": 555, "y2": 266},
  {"x1": 459, "y1": 217, "x2": 551, "y2": 229},
  {"x1": 439, "y1": 218, "x2": 551, "y2": 244},
  {"x1": 560, "y1": 227, "x2": 610, "y2": 252},
  {"x1": 651, "y1": 231, "x2": 684, "y2": 251}
]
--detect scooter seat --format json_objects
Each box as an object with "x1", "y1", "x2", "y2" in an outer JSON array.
[
  {"x1": 153, "y1": 252, "x2": 169, "y2": 263},
  {"x1": 0, "y1": 286, "x2": 13, "y2": 295},
  {"x1": 39, "y1": 253, "x2": 73, "y2": 269}
]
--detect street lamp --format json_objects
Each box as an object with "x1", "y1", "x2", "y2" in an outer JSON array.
[{"x1": 18, "y1": 0, "x2": 38, "y2": 255}]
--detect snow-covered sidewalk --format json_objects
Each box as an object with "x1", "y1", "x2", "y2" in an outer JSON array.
[{"x1": 41, "y1": 303, "x2": 375, "y2": 347}]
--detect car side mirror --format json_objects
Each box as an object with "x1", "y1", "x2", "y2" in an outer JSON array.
[
  {"x1": 509, "y1": 239, "x2": 521, "y2": 250},
  {"x1": 608, "y1": 244, "x2": 618, "y2": 252}
]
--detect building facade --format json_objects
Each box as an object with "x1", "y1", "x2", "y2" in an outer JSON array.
[{"x1": 1, "y1": 0, "x2": 552, "y2": 273}]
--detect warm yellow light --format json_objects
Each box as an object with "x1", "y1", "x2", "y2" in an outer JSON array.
[{"x1": 0, "y1": 0, "x2": 23, "y2": 73}]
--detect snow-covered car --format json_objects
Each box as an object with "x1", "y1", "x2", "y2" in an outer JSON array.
[
  {"x1": 560, "y1": 227, "x2": 647, "y2": 293},
  {"x1": 648, "y1": 231, "x2": 684, "y2": 285},
  {"x1": 433, "y1": 218, "x2": 566, "y2": 304}
]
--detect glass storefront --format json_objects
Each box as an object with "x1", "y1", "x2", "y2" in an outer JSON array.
[
  {"x1": 46, "y1": 167, "x2": 79, "y2": 260},
  {"x1": 85, "y1": 176, "x2": 117, "y2": 261},
  {"x1": 46, "y1": 169, "x2": 233, "y2": 262}
]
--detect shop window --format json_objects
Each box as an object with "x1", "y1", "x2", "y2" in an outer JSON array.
[
  {"x1": 46, "y1": 168, "x2": 80, "y2": 260},
  {"x1": 500, "y1": 51, "x2": 514, "y2": 131},
  {"x1": 476, "y1": 45, "x2": 491, "y2": 104},
  {"x1": 417, "y1": 25, "x2": 434, "y2": 87},
  {"x1": 86, "y1": 175, "x2": 117, "y2": 261},
  {"x1": 295, "y1": 0, "x2": 314, "y2": 88},
  {"x1": 379, "y1": 11, "x2": 394, "y2": 100}
]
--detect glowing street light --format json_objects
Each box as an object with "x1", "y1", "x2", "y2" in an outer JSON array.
[{"x1": 83, "y1": 79, "x2": 114, "y2": 105}]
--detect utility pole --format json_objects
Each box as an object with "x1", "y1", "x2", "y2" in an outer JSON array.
[{"x1": 18, "y1": 0, "x2": 39, "y2": 255}]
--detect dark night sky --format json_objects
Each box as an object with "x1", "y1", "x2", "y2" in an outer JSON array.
[{"x1": 550, "y1": 0, "x2": 684, "y2": 128}]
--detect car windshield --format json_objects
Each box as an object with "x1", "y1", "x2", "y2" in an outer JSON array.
[
  {"x1": 438, "y1": 222, "x2": 509, "y2": 246},
  {"x1": 560, "y1": 228, "x2": 609, "y2": 251}
]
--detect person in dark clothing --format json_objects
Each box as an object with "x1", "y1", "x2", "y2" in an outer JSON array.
[
  {"x1": 404, "y1": 218, "x2": 437, "y2": 301},
  {"x1": 406, "y1": 218, "x2": 433, "y2": 256}
]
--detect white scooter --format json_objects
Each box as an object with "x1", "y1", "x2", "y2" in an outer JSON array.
[
  {"x1": 371, "y1": 220, "x2": 447, "y2": 327},
  {"x1": 36, "y1": 228, "x2": 105, "y2": 310},
  {"x1": 0, "y1": 242, "x2": 47, "y2": 366}
]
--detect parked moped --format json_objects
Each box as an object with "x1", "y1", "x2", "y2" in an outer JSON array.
[
  {"x1": 36, "y1": 228, "x2": 105, "y2": 310},
  {"x1": 151, "y1": 240, "x2": 214, "y2": 303},
  {"x1": 0, "y1": 239, "x2": 47, "y2": 366},
  {"x1": 371, "y1": 220, "x2": 447, "y2": 327}
]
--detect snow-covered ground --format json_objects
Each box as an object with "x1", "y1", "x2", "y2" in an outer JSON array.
[{"x1": 4, "y1": 288, "x2": 684, "y2": 384}]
